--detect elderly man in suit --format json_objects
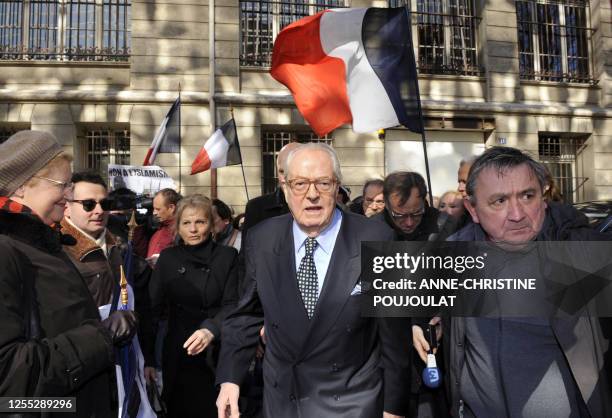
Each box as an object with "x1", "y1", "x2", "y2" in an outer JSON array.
[{"x1": 216, "y1": 143, "x2": 411, "y2": 418}]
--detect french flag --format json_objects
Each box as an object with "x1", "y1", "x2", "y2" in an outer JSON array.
[
  {"x1": 271, "y1": 7, "x2": 423, "y2": 137},
  {"x1": 190, "y1": 118, "x2": 242, "y2": 175}
]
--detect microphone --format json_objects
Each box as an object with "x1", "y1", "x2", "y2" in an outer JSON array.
[
  {"x1": 422, "y1": 353, "x2": 441, "y2": 388},
  {"x1": 422, "y1": 324, "x2": 442, "y2": 389}
]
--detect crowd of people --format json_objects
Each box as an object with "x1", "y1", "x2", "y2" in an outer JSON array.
[{"x1": 0, "y1": 130, "x2": 610, "y2": 418}]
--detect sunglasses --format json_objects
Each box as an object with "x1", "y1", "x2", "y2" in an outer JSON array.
[{"x1": 69, "y1": 198, "x2": 113, "y2": 212}]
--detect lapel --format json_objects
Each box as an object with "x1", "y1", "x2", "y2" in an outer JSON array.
[
  {"x1": 265, "y1": 216, "x2": 311, "y2": 349},
  {"x1": 298, "y1": 213, "x2": 361, "y2": 358}
]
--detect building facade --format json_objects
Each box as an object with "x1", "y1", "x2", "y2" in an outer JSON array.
[{"x1": 0, "y1": 0, "x2": 610, "y2": 210}]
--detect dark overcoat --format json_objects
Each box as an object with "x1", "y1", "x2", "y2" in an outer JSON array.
[{"x1": 0, "y1": 210, "x2": 116, "y2": 417}]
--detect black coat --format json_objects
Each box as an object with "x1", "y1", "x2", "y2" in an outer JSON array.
[
  {"x1": 216, "y1": 212, "x2": 412, "y2": 417},
  {"x1": 150, "y1": 239, "x2": 239, "y2": 417},
  {"x1": 242, "y1": 188, "x2": 289, "y2": 241},
  {"x1": 0, "y1": 210, "x2": 116, "y2": 417}
]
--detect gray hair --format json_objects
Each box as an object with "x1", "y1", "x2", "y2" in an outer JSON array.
[
  {"x1": 466, "y1": 146, "x2": 548, "y2": 203},
  {"x1": 283, "y1": 142, "x2": 343, "y2": 183}
]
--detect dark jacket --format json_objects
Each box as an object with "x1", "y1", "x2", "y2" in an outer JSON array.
[
  {"x1": 0, "y1": 210, "x2": 116, "y2": 417},
  {"x1": 150, "y1": 239, "x2": 239, "y2": 414},
  {"x1": 242, "y1": 188, "x2": 289, "y2": 241},
  {"x1": 374, "y1": 206, "x2": 440, "y2": 241},
  {"x1": 445, "y1": 202, "x2": 612, "y2": 417},
  {"x1": 216, "y1": 212, "x2": 412, "y2": 417},
  {"x1": 60, "y1": 218, "x2": 156, "y2": 367}
]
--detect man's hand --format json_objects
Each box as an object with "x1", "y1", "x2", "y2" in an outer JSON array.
[
  {"x1": 144, "y1": 366, "x2": 157, "y2": 384},
  {"x1": 383, "y1": 412, "x2": 404, "y2": 418},
  {"x1": 216, "y1": 382, "x2": 240, "y2": 418},
  {"x1": 412, "y1": 316, "x2": 442, "y2": 363},
  {"x1": 183, "y1": 328, "x2": 214, "y2": 356}
]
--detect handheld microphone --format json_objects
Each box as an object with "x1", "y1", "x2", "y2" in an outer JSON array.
[{"x1": 422, "y1": 324, "x2": 442, "y2": 389}]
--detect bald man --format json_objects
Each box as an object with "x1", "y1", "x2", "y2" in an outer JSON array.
[{"x1": 242, "y1": 142, "x2": 302, "y2": 237}]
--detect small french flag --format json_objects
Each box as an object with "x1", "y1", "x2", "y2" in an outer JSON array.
[
  {"x1": 143, "y1": 98, "x2": 180, "y2": 166},
  {"x1": 271, "y1": 7, "x2": 423, "y2": 137},
  {"x1": 190, "y1": 118, "x2": 242, "y2": 175}
]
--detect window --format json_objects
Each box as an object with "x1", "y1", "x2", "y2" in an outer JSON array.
[
  {"x1": 240, "y1": 0, "x2": 347, "y2": 67},
  {"x1": 261, "y1": 128, "x2": 333, "y2": 194},
  {"x1": 82, "y1": 127, "x2": 130, "y2": 182},
  {"x1": 516, "y1": 0, "x2": 592, "y2": 83},
  {"x1": 0, "y1": 0, "x2": 130, "y2": 61},
  {"x1": 390, "y1": 0, "x2": 481, "y2": 76},
  {"x1": 539, "y1": 135, "x2": 588, "y2": 203}
]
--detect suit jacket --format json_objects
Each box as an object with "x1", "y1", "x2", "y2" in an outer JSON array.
[
  {"x1": 242, "y1": 188, "x2": 289, "y2": 241},
  {"x1": 217, "y1": 212, "x2": 412, "y2": 417}
]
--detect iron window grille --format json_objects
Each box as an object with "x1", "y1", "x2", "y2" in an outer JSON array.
[
  {"x1": 261, "y1": 128, "x2": 333, "y2": 194},
  {"x1": 82, "y1": 127, "x2": 130, "y2": 183},
  {"x1": 240, "y1": 0, "x2": 347, "y2": 67},
  {"x1": 516, "y1": 0, "x2": 593, "y2": 83},
  {"x1": 0, "y1": 0, "x2": 130, "y2": 62},
  {"x1": 538, "y1": 135, "x2": 588, "y2": 203},
  {"x1": 390, "y1": 0, "x2": 483, "y2": 75}
]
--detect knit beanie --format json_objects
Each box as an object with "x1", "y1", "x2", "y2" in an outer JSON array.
[{"x1": 0, "y1": 130, "x2": 63, "y2": 196}]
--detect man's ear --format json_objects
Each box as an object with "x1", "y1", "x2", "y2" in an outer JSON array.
[
  {"x1": 463, "y1": 197, "x2": 479, "y2": 224},
  {"x1": 168, "y1": 204, "x2": 176, "y2": 214}
]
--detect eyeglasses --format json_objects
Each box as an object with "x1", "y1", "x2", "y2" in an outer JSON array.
[
  {"x1": 69, "y1": 198, "x2": 113, "y2": 212},
  {"x1": 285, "y1": 177, "x2": 337, "y2": 195},
  {"x1": 389, "y1": 207, "x2": 425, "y2": 221},
  {"x1": 34, "y1": 176, "x2": 73, "y2": 191}
]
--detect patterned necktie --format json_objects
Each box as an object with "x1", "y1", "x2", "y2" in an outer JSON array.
[{"x1": 297, "y1": 237, "x2": 319, "y2": 319}]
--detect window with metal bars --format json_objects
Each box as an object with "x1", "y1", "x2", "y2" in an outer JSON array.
[
  {"x1": 82, "y1": 128, "x2": 130, "y2": 183},
  {"x1": 390, "y1": 0, "x2": 482, "y2": 76},
  {"x1": 261, "y1": 128, "x2": 333, "y2": 194},
  {"x1": 0, "y1": 0, "x2": 130, "y2": 61},
  {"x1": 538, "y1": 135, "x2": 588, "y2": 203},
  {"x1": 516, "y1": 0, "x2": 593, "y2": 83},
  {"x1": 240, "y1": 0, "x2": 347, "y2": 67}
]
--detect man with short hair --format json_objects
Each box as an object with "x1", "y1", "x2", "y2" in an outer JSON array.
[
  {"x1": 376, "y1": 171, "x2": 440, "y2": 241},
  {"x1": 216, "y1": 143, "x2": 411, "y2": 418},
  {"x1": 62, "y1": 171, "x2": 156, "y2": 417},
  {"x1": 457, "y1": 157, "x2": 475, "y2": 198},
  {"x1": 147, "y1": 188, "x2": 180, "y2": 260},
  {"x1": 418, "y1": 147, "x2": 612, "y2": 417},
  {"x1": 362, "y1": 178, "x2": 385, "y2": 217}
]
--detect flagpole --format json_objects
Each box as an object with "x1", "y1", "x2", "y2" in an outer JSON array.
[
  {"x1": 178, "y1": 83, "x2": 182, "y2": 193},
  {"x1": 231, "y1": 105, "x2": 249, "y2": 201},
  {"x1": 404, "y1": 5, "x2": 434, "y2": 205}
]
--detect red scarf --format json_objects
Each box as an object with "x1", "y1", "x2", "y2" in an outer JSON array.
[{"x1": 0, "y1": 196, "x2": 32, "y2": 214}]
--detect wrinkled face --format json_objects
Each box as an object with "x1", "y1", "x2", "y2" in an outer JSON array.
[
  {"x1": 283, "y1": 149, "x2": 338, "y2": 237},
  {"x1": 458, "y1": 163, "x2": 471, "y2": 198},
  {"x1": 65, "y1": 182, "x2": 109, "y2": 238},
  {"x1": 19, "y1": 161, "x2": 72, "y2": 225},
  {"x1": 211, "y1": 206, "x2": 229, "y2": 235},
  {"x1": 153, "y1": 194, "x2": 175, "y2": 223},
  {"x1": 439, "y1": 193, "x2": 465, "y2": 220},
  {"x1": 178, "y1": 206, "x2": 211, "y2": 246},
  {"x1": 465, "y1": 164, "x2": 547, "y2": 245},
  {"x1": 362, "y1": 185, "x2": 385, "y2": 215},
  {"x1": 387, "y1": 187, "x2": 425, "y2": 235}
]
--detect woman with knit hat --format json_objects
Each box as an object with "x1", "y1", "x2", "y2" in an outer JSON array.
[{"x1": 0, "y1": 130, "x2": 139, "y2": 417}]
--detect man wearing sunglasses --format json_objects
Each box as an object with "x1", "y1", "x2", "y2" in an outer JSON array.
[{"x1": 61, "y1": 172, "x2": 157, "y2": 417}]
